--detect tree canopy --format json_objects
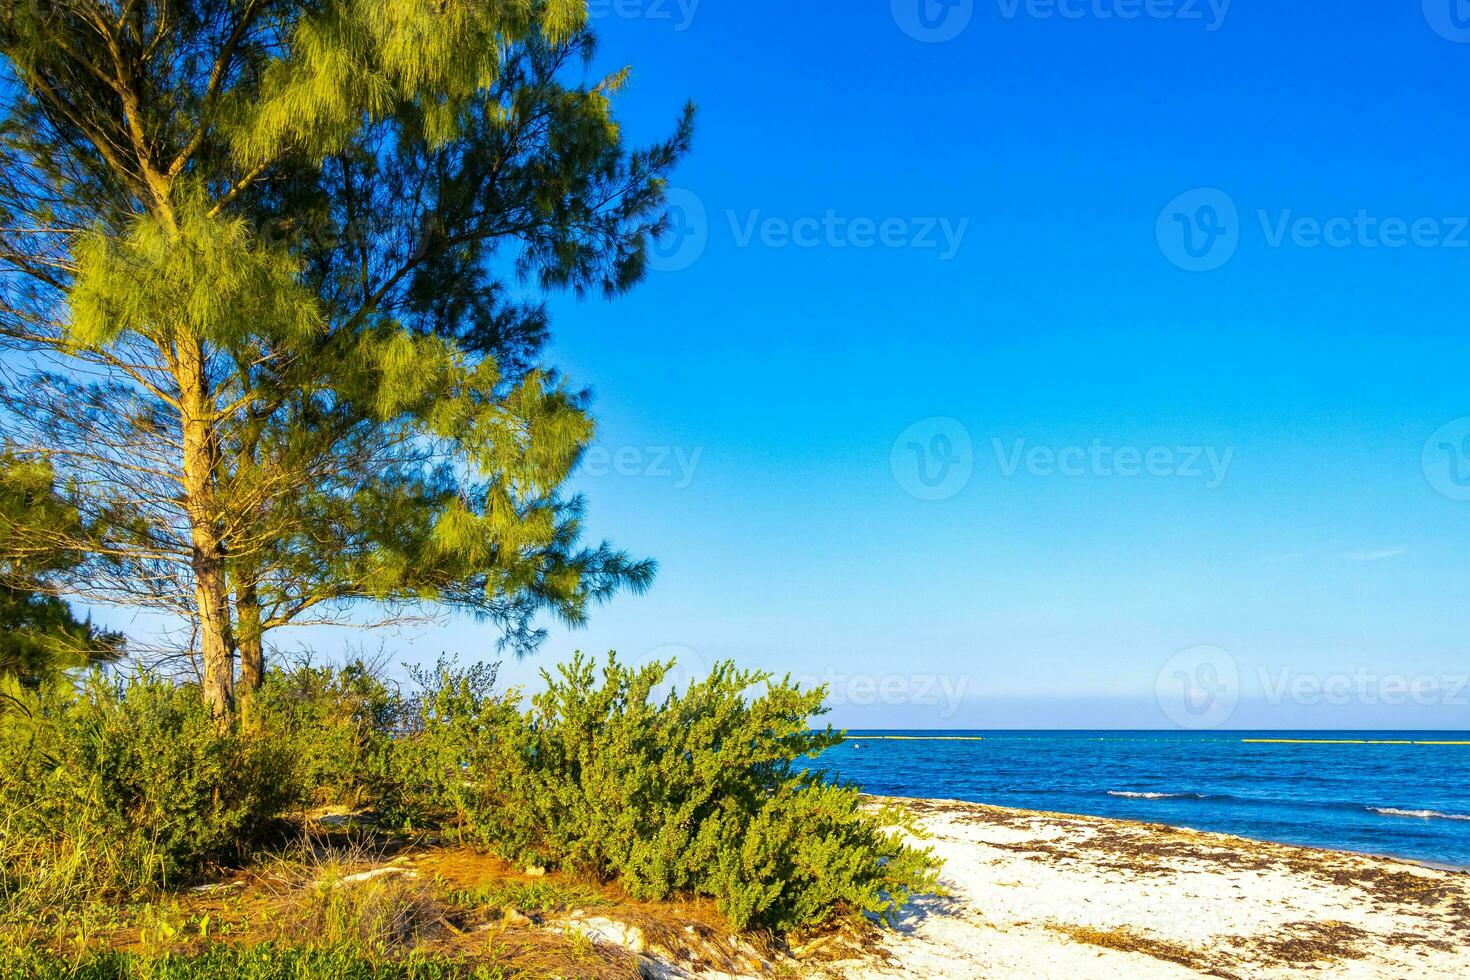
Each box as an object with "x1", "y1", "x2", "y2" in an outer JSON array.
[{"x1": 0, "y1": 0, "x2": 690, "y2": 716}]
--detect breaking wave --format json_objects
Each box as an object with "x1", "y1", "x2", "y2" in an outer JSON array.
[{"x1": 1369, "y1": 807, "x2": 1470, "y2": 822}]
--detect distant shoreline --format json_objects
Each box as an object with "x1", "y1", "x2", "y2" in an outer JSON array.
[
  {"x1": 849, "y1": 734, "x2": 985, "y2": 741},
  {"x1": 841, "y1": 728, "x2": 1470, "y2": 736},
  {"x1": 844, "y1": 733, "x2": 1470, "y2": 745}
]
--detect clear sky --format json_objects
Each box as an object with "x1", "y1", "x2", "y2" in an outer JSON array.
[{"x1": 104, "y1": 1, "x2": 1470, "y2": 729}]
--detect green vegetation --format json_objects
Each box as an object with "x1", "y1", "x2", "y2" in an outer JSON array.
[
  {"x1": 0, "y1": 946, "x2": 513, "y2": 980},
  {"x1": 1, "y1": 655, "x2": 938, "y2": 939},
  {"x1": 0, "y1": 0, "x2": 684, "y2": 718},
  {"x1": 406, "y1": 654, "x2": 939, "y2": 931},
  {"x1": 0, "y1": 1, "x2": 940, "y2": 971},
  {"x1": 0, "y1": 456, "x2": 122, "y2": 709},
  {"x1": 248, "y1": 660, "x2": 401, "y2": 809},
  {"x1": 449, "y1": 881, "x2": 611, "y2": 918},
  {"x1": 0, "y1": 674, "x2": 296, "y2": 912}
]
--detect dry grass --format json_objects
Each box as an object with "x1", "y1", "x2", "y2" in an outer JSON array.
[
  {"x1": 408, "y1": 846, "x2": 782, "y2": 976},
  {"x1": 0, "y1": 835, "x2": 788, "y2": 980},
  {"x1": 1048, "y1": 922, "x2": 1229, "y2": 976},
  {"x1": 286, "y1": 870, "x2": 447, "y2": 950},
  {"x1": 1246, "y1": 919, "x2": 1373, "y2": 964}
]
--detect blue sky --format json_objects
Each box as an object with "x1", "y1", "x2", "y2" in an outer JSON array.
[{"x1": 106, "y1": 1, "x2": 1470, "y2": 728}]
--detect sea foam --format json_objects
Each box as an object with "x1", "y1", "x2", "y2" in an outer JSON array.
[
  {"x1": 1108, "y1": 791, "x2": 1190, "y2": 800},
  {"x1": 1369, "y1": 807, "x2": 1470, "y2": 822}
]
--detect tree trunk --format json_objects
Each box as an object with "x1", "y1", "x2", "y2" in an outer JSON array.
[
  {"x1": 236, "y1": 576, "x2": 264, "y2": 695},
  {"x1": 193, "y1": 545, "x2": 235, "y2": 719},
  {"x1": 178, "y1": 342, "x2": 235, "y2": 719}
]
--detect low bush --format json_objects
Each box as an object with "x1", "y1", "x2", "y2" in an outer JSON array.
[
  {"x1": 398, "y1": 653, "x2": 941, "y2": 932},
  {"x1": 0, "y1": 653, "x2": 940, "y2": 935},
  {"x1": 250, "y1": 659, "x2": 401, "y2": 808},
  {"x1": 377, "y1": 660, "x2": 517, "y2": 834},
  {"x1": 0, "y1": 673, "x2": 296, "y2": 911}
]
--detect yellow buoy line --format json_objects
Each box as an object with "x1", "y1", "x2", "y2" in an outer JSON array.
[
  {"x1": 851, "y1": 735, "x2": 985, "y2": 741},
  {"x1": 845, "y1": 736, "x2": 1469, "y2": 744},
  {"x1": 1241, "y1": 738, "x2": 1470, "y2": 746}
]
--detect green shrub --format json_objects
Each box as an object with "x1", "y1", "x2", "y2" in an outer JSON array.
[
  {"x1": 713, "y1": 781, "x2": 939, "y2": 932},
  {"x1": 251, "y1": 660, "x2": 401, "y2": 808},
  {"x1": 0, "y1": 673, "x2": 296, "y2": 910},
  {"x1": 406, "y1": 653, "x2": 940, "y2": 932},
  {"x1": 0, "y1": 653, "x2": 940, "y2": 936},
  {"x1": 377, "y1": 659, "x2": 518, "y2": 834}
]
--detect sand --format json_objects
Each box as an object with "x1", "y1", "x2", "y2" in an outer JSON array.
[{"x1": 824, "y1": 797, "x2": 1469, "y2": 979}]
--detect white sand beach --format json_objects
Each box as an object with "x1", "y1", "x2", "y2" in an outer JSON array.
[{"x1": 819, "y1": 797, "x2": 1468, "y2": 979}]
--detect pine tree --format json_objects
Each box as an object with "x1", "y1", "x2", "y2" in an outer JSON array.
[
  {"x1": 0, "y1": 455, "x2": 122, "y2": 710},
  {"x1": 0, "y1": 1, "x2": 689, "y2": 717}
]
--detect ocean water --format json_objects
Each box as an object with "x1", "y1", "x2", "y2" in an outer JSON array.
[{"x1": 814, "y1": 731, "x2": 1470, "y2": 868}]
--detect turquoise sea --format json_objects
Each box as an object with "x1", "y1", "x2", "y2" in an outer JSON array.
[{"x1": 816, "y1": 731, "x2": 1470, "y2": 868}]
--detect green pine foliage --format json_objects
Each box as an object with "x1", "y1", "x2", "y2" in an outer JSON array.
[
  {"x1": 0, "y1": 1, "x2": 691, "y2": 711},
  {"x1": 0, "y1": 455, "x2": 122, "y2": 706}
]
